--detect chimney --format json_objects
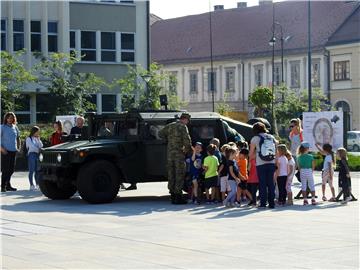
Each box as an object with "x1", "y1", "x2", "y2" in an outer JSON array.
[
  {"x1": 259, "y1": 0, "x2": 273, "y2": 6},
  {"x1": 214, "y1": 5, "x2": 224, "y2": 11},
  {"x1": 237, "y1": 2, "x2": 247, "y2": 8}
]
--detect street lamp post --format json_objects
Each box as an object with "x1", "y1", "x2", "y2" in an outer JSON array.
[{"x1": 141, "y1": 74, "x2": 152, "y2": 109}]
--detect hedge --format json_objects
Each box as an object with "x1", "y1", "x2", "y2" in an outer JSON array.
[{"x1": 314, "y1": 152, "x2": 360, "y2": 171}]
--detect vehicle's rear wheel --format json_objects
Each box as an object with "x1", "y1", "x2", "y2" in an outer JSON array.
[
  {"x1": 39, "y1": 180, "x2": 77, "y2": 200},
  {"x1": 77, "y1": 160, "x2": 120, "y2": 204}
]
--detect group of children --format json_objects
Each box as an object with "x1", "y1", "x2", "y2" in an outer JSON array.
[{"x1": 185, "y1": 138, "x2": 354, "y2": 207}]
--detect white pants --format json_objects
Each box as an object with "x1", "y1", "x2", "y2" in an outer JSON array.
[{"x1": 300, "y1": 169, "x2": 315, "y2": 192}]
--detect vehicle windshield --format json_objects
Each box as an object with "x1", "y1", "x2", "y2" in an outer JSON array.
[{"x1": 94, "y1": 119, "x2": 139, "y2": 139}]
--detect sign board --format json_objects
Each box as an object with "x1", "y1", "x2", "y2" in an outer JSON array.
[
  {"x1": 303, "y1": 111, "x2": 344, "y2": 151},
  {"x1": 56, "y1": 115, "x2": 77, "y2": 135}
]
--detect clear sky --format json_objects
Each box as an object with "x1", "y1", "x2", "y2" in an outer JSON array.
[{"x1": 150, "y1": 0, "x2": 276, "y2": 19}]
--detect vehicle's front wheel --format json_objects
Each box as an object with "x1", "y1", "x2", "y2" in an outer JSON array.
[
  {"x1": 39, "y1": 180, "x2": 77, "y2": 200},
  {"x1": 77, "y1": 160, "x2": 120, "y2": 204}
]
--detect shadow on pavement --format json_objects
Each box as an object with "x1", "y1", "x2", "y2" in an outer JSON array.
[{"x1": 1, "y1": 189, "x2": 348, "y2": 219}]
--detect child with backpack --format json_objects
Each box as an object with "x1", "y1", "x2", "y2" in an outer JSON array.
[
  {"x1": 297, "y1": 142, "x2": 316, "y2": 205},
  {"x1": 315, "y1": 143, "x2": 336, "y2": 202},
  {"x1": 26, "y1": 126, "x2": 43, "y2": 190}
]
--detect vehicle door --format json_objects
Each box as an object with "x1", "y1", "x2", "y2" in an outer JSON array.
[{"x1": 141, "y1": 121, "x2": 168, "y2": 182}]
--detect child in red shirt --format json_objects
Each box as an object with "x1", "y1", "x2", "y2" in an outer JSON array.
[{"x1": 247, "y1": 158, "x2": 259, "y2": 206}]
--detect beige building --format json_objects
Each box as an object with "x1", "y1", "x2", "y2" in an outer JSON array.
[
  {"x1": 151, "y1": 1, "x2": 359, "y2": 129},
  {"x1": 326, "y1": 5, "x2": 360, "y2": 131}
]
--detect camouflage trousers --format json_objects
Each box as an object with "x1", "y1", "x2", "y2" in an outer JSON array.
[{"x1": 167, "y1": 157, "x2": 186, "y2": 194}]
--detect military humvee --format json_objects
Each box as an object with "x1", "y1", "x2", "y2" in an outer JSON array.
[{"x1": 39, "y1": 111, "x2": 253, "y2": 204}]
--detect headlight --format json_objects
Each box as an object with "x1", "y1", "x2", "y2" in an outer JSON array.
[
  {"x1": 57, "y1": 153, "x2": 62, "y2": 163},
  {"x1": 39, "y1": 153, "x2": 43, "y2": 162}
]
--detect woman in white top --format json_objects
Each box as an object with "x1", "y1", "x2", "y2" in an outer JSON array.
[{"x1": 26, "y1": 126, "x2": 43, "y2": 190}]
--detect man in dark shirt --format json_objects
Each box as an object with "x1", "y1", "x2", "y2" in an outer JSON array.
[{"x1": 70, "y1": 116, "x2": 85, "y2": 136}]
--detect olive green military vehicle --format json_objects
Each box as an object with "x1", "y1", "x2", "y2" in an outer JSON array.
[{"x1": 39, "y1": 111, "x2": 253, "y2": 204}]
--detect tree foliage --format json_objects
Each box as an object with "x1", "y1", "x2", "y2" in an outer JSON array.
[
  {"x1": 249, "y1": 86, "x2": 273, "y2": 117},
  {"x1": 34, "y1": 53, "x2": 106, "y2": 115},
  {"x1": 216, "y1": 93, "x2": 234, "y2": 115},
  {"x1": 1, "y1": 51, "x2": 37, "y2": 112},
  {"x1": 112, "y1": 62, "x2": 186, "y2": 111},
  {"x1": 274, "y1": 86, "x2": 330, "y2": 128}
]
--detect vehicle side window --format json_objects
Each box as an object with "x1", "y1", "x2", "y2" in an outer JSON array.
[
  {"x1": 348, "y1": 133, "x2": 355, "y2": 140},
  {"x1": 97, "y1": 121, "x2": 115, "y2": 137},
  {"x1": 191, "y1": 125, "x2": 215, "y2": 140}
]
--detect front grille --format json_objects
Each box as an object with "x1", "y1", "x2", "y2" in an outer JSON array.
[{"x1": 43, "y1": 152, "x2": 58, "y2": 164}]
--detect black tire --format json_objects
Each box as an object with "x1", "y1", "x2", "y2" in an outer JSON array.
[
  {"x1": 77, "y1": 160, "x2": 120, "y2": 204},
  {"x1": 39, "y1": 180, "x2": 77, "y2": 200}
]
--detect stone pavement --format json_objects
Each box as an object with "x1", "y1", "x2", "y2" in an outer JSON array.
[{"x1": 1, "y1": 171, "x2": 359, "y2": 269}]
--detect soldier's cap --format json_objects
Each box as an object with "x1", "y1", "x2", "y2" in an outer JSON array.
[{"x1": 180, "y1": 112, "x2": 191, "y2": 120}]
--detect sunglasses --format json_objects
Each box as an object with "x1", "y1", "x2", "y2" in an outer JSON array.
[{"x1": 289, "y1": 125, "x2": 295, "y2": 128}]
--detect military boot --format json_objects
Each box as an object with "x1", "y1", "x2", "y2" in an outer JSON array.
[
  {"x1": 173, "y1": 193, "x2": 187, "y2": 205},
  {"x1": 170, "y1": 192, "x2": 176, "y2": 204}
]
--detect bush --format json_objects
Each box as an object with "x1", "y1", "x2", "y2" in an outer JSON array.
[
  {"x1": 313, "y1": 152, "x2": 360, "y2": 171},
  {"x1": 18, "y1": 124, "x2": 53, "y2": 148}
]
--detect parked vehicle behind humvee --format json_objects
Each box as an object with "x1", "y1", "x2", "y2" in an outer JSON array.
[{"x1": 39, "y1": 111, "x2": 253, "y2": 204}]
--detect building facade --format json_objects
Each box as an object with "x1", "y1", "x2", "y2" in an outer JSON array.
[
  {"x1": 151, "y1": 1, "x2": 359, "y2": 129},
  {"x1": 1, "y1": 0, "x2": 149, "y2": 123}
]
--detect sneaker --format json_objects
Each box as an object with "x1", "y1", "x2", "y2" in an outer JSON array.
[
  {"x1": 345, "y1": 197, "x2": 351, "y2": 203},
  {"x1": 234, "y1": 201, "x2": 241, "y2": 207},
  {"x1": 311, "y1": 199, "x2": 317, "y2": 205},
  {"x1": 36, "y1": 185, "x2": 39, "y2": 190},
  {"x1": 30, "y1": 185, "x2": 36, "y2": 191},
  {"x1": 322, "y1": 196, "x2": 327, "y2": 201},
  {"x1": 6, "y1": 185, "x2": 17, "y2": 191},
  {"x1": 328, "y1": 197, "x2": 336, "y2": 202},
  {"x1": 303, "y1": 200, "x2": 309, "y2": 205}
]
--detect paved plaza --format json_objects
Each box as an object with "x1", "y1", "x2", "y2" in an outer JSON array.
[{"x1": 1, "y1": 171, "x2": 359, "y2": 269}]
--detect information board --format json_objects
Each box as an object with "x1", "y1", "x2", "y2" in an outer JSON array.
[
  {"x1": 55, "y1": 115, "x2": 77, "y2": 135},
  {"x1": 303, "y1": 111, "x2": 344, "y2": 151}
]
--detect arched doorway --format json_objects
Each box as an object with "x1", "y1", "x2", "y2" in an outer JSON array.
[{"x1": 335, "y1": 100, "x2": 351, "y2": 131}]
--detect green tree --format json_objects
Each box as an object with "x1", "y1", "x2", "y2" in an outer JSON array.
[
  {"x1": 249, "y1": 86, "x2": 273, "y2": 117},
  {"x1": 35, "y1": 53, "x2": 106, "y2": 116},
  {"x1": 216, "y1": 93, "x2": 234, "y2": 115},
  {"x1": 113, "y1": 62, "x2": 185, "y2": 111},
  {"x1": 274, "y1": 86, "x2": 330, "y2": 128},
  {"x1": 0, "y1": 51, "x2": 37, "y2": 113}
]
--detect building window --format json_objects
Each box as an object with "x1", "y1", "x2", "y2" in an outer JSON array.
[
  {"x1": 311, "y1": 59, "x2": 320, "y2": 87},
  {"x1": 15, "y1": 94, "x2": 30, "y2": 124},
  {"x1": 81, "y1": 31, "x2": 96, "y2": 61},
  {"x1": 207, "y1": 71, "x2": 217, "y2": 92},
  {"x1": 102, "y1": 94, "x2": 116, "y2": 112},
  {"x1": 13, "y1": 20, "x2": 24, "y2": 51},
  {"x1": 254, "y1": 65, "x2": 263, "y2": 87},
  {"x1": 290, "y1": 61, "x2": 300, "y2": 88},
  {"x1": 101, "y1": 32, "x2": 116, "y2": 62},
  {"x1": 69, "y1": 30, "x2": 76, "y2": 56},
  {"x1": 48, "y1": 22, "x2": 58, "y2": 52},
  {"x1": 189, "y1": 72, "x2": 198, "y2": 93},
  {"x1": 121, "y1": 33, "x2": 134, "y2": 62},
  {"x1": 225, "y1": 68, "x2": 235, "y2": 92},
  {"x1": 31, "y1": 21, "x2": 41, "y2": 52},
  {"x1": 169, "y1": 71, "x2": 177, "y2": 93},
  {"x1": 274, "y1": 63, "x2": 281, "y2": 86},
  {"x1": 334, "y1": 61, "x2": 350, "y2": 81},
  {"x1": 1, "y1": 19, "x2": 6, "y2": 51}
]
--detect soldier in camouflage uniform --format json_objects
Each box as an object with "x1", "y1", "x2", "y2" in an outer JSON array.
[{"x1": 159, "y1": 112, "x2": 192, "y2": 204}]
